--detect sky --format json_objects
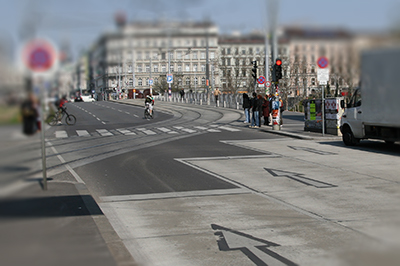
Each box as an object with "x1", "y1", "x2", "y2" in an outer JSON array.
[{"x1": 1, "y1": 0, "x2": 399, "y2": 63}]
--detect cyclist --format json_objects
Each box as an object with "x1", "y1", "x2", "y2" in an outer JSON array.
[
  {"x1": 144, "y1": 94, "x2": 154, "y2": 116},
  {"x1": 56, "y1": 96, "x2": 68, "y2": 124}
]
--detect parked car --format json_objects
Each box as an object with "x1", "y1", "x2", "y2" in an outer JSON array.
[
  {"x1": 74, "y1": 96, "x2": 83, "y2": 102},
  {"x1": 81, "y1": 94, "x2": 95, "y2": 102}
]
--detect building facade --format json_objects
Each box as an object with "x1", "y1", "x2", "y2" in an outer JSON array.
[{"x1": 90, "y1": 21, "x2": 219, "y2": 99}]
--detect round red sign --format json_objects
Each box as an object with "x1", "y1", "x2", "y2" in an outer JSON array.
[{"x1": 22, "y1": 39, "x2": 56, "y2": 72}]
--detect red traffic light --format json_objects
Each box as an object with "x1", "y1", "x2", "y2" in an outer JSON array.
[{"x1": 276, "y1": 59, "x2": 282, "y2": 66}]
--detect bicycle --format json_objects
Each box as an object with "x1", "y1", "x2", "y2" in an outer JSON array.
[
  {"x1": 47, "y1": 106, "x2": 76, "y2": 126},
  {"x1": 144, "y1": 102, "x2": 153, "y2": 119}
]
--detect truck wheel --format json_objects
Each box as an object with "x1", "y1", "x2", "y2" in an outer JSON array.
[{"x1": 342, "y1": 127, "x2": 360, "y2": 146}]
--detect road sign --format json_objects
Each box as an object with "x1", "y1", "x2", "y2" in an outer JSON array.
[
  {"x1": 317, "y1": 69, "x2": 329, "y2": 84},
  {"x1": 317, "y1": 56, "x2": 329, "y2": 69},
  {"x1": 257, "y1": 76, "x2": 265, "y2": 84},
  {"x1": 265, "y1": 81, "x2": 271, "y2": 87},
  {"x1": 149, "y1": 79, "x2": 153, "y2": 85},
  {"x1": 22, "y1": 39, "x2": 56, "y2": 72},
  {"x1": 167, "y1": 74, "x2": 173, "y2": 83}
]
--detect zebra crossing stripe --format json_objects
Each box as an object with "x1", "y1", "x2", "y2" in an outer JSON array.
[
  {"x1": 194, "y1": 126, "x2": 208, "y2": 130},
  {"x1": 157, "y1": 127, "x2": 178, "y2": 134},
  {"x1": 76, "y1": 130, "x2": 90, "y2": 137},
  {"x1": 55, "y1": 131, "x2": 68, "y2": 138},
  {"x1": 117, "y1": 128, "x2": 136, "y2": 135},
  {"x1": 137, "y1": 128, "x2": 157, "y2": 135},
  {"x1": 180, "y1": 128, "x2": 197, "y2": 133},
  {"x1": 218, "y1": 126, "x2": 240, "y2": 132},
  {"x1": 96, "y1": 129, "x2": 113, "y2": 136},
  {"x1": 208, "y1": 129, "x2": 221, "y2": 132}
]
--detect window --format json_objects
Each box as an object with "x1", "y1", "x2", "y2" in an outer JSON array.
[
  {"x1": 303, "y1": 67, "x2": 307, "y2": 74},
  {"x1": 128, "y1": 65, "x2": 132, "y2": 73},
  {"x1": 161, "y1": 65, "x2": 166, "y2": 72},
  {"x1": 137, "y1": 64, "x2": 142, "y2": 72},
  {"x1": 177, "y1": 64, "x2": 182, "y2": 72},
  {"x1": 146, "y1": 78, "x2": 149, "y2": 86},
  {"x1": 331, "y1": 78, "x2": 335, "y2": 85},
  {"x1": 256, "y1": 47, "x2": 260, "y2": 54},
  {"x1": 227, "y1": 58, "x2": 231, "y2": 66},
  {"x1": 169, "y1": 52, "x2": 173, "y2": 60},
  {"x1": 170, "y1": 64, "x2": 174, "y2": 72},
  {"x1": 153, "y1": 65, "x2": 158, "y2": 73},
  {"x1": 154, "y1": 78, "x2": 158, "y2": 84},
  {"x1": 210, "y1": 52, "x2": 215, "y2": 59},
  {"x1": 193, "y1": 39, "x2": 197, "y2": 47},
  {"x1": 186, "y1": 64, "x2": 190, "y2": 71},
  {"x1": 193, "y1": 51, "x2": 198, "y2": 59},
  {"x1": 226, "y1": 48, "x2": 231, "y2": 54},
  {"x1": 194, "y1": 77, "x2": 198, "y2": 85},
  {"x1": 138, "y1": 78, "x2": 142, "y2": 86},
  {"x1": 153, "y1": 52, "x2": 158, "y2": 59},
  {"x1": 161, "y1": 52, "x2": 166, "y2": 60},
  {"x1": 177, "y1": 51, "x2": 182, "y2": 60},
  {"x1": 146, "y1": 65, "x2": 150, "y2": 72},
  {"x1": 129, "y1": 78, "x2": 133, "y2": 86},
  {"x1": 186, "y1": 77, "x2": 190, "y2": 85},
  {"x1": 145, "y1": 52, "x2": 150, "y2": 59},
  {"x1": 201, "y1": 64, "x2": 205, "y2": 72},
  {"x1": 178, "y1": 78, "x2": 182, "y2": 85},
  {"x1": 193, "y1": 64, "x2": 198, "y2": 72},
  {"x1": 137, "y1": 52, "x2": 142, "y2": 60},
  {"x1": 185, "y1": 53, "x2": 190, "y2": 59},
  {"x1": 311, "y1": 67, "x2": 315, "y2": 74},
  {"x1": 249, "y1": 48, "x2": 253, "y2": 54},
  {"x1": 201, "y1": 52, "x2": 206, "y2": 59},
  {"x1": 242, "y1": 69, "x2": 246, "y2": 76},
  {"x1": 201, "y1": 77, "x2": 206, "y2": 85},
  {"x1": 242, "y1": 49, "x2": 246, "y2": 55},
  {"x1": 311, "y1": 78, "x2": 315, "y2": 85}
]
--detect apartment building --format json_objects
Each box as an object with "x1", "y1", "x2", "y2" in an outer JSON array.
[{"x1": 91, "y1": 20, "x2": 219, "y2": 99}]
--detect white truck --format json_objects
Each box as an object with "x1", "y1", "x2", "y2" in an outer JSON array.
[{"x1": 340, "y1": 48, "x2": 400, "y2": 145}]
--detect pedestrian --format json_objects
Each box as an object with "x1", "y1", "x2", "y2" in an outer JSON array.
[
  {"x1": 214, "y1": 88, "x2": 221, "y2": 107},
  {"x1": 279, "y1": 97, "x2": 284, "y2": 126},
  {"x1": 262, "y1": 95, "x2": 270, "y2": 125},
  {"x1": 21, "y1": 92, "x2": 39, "y2": 135},
  {"x1": 250, "y1": 92, "x2": 261, "y2": 128},
  {"x1": 242, "y1": 93, "x2": 251, "y2": 123},
  {"x1": 179, "y1": 89, "x2": 185, "y2": 100}
]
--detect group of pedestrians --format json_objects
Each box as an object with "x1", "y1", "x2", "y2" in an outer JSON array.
[{"x1": 243, "y1": 92, "x2": 283, "y2": 128}]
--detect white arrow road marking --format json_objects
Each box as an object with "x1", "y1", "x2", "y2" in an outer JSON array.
[
  {"x1": 212, "y1": 224, "x2": 298, "y2": 266},
  {"x1": 265, "y1": 168, "x2": 336, "y2": 188}
]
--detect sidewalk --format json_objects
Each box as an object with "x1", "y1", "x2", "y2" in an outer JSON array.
[{"x1": 0, "y1": 125, "x2": 136, "y2": 266}]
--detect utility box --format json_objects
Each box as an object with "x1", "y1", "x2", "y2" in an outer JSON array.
[{"x1": 304, "y1": 97, "x2": 344, "y2": 136}]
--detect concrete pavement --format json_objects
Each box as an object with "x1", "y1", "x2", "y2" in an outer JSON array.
[{"x1": 0, "y1": 100, "x2": 338, "y2": 266}]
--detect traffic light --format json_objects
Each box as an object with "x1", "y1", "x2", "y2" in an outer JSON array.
[
  {"x1": 252, "y1": 61, "x2": 258, "y2": 82},
  {"x1": 275, "y1": 58, "x2": 282, "y2": 80}
]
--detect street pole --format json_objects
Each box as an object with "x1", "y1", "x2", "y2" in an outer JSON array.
[
  {"x1": 322, "y1": 85, "x2": 325, "y2": 136},
  {"x1": 150, "y1": 57, "x2": 152, "y2": 95},
  {"x1": 132, "y1": 42, "x2": 136, "y2": 99},
  {"x1": 206, "y1": 24, "x2": 210, "y2": 105}
]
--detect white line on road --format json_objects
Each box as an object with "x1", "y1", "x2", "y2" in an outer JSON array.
[
  {"x1": 96, "y1": 129, "x2": 113, "y2": 136},
  {"x1": 100, "y1": 188, "x2": 249, "y2": 202},
  {"x1": 55, "y1": 130, "x2": 68, "y2": 138},
  {"x1": 76, "y1": 130, "x2": 90, "y2": 137}
]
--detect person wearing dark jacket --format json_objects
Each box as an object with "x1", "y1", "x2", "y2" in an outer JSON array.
[
  {"x1": 250, "y1": 93, "x2": 262, "y2": 128},
  {"x1": 242, "y1": 93, "x2": 251, "y2": 123},
  {"x1": 262, "y1": 95, "x2": 270, "y2": 125}
]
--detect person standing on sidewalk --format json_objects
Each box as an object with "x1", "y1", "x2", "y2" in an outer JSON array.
[
  {"x1": 242, "y1": 93, "x2": 251, "y2": 123},
  {"x1": 214, "y1": 88, "x2": 222, "y2": 107},
  {"x1": 262, "y1": 94, "x2": 270, "y2": 126},
  {"x1": 250, "y1": 92, "x2": 261, "y2": 128}
]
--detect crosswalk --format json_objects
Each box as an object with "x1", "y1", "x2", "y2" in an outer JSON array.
[{"x1": 51, "y1": 125, "x2": 241, "y2": 139}]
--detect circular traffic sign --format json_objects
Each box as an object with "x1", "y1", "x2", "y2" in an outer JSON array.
[
  {"x1": 257, "y1": 76, "x2": 265, "y2": 84},
  {"x1": 317, "y1": 56, "x2": 329, "y2": 68},
  {"x1": 265, "y1": 81, "x2": 271, "y2": 87},
  {"x1": 22, "y1": 39, "x2": 56, "y2": 72}
]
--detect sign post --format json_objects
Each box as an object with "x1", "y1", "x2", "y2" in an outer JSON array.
[
  {"x1": 317, "y1": 57, "x2": 329, "y2": 136},
  {"x1": 22, "y1": 38, "x2": 57, "y2": 190}
]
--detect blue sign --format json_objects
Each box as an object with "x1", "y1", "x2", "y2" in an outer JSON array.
[
  {"x1": 149, "y1": 79, "x2": 153, "y2": 85},
  {"x1": 167, "y1": 74, "x2": 173, "y2": 83}
]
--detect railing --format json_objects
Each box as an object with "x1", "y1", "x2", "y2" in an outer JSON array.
[{"x1": 156, "y1": 92, "x2": 244, "y2": 110}]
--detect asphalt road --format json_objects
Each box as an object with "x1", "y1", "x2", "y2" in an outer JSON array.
[{"x1": 2, "y1": 100, "x2": 400, "y2": 266}]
